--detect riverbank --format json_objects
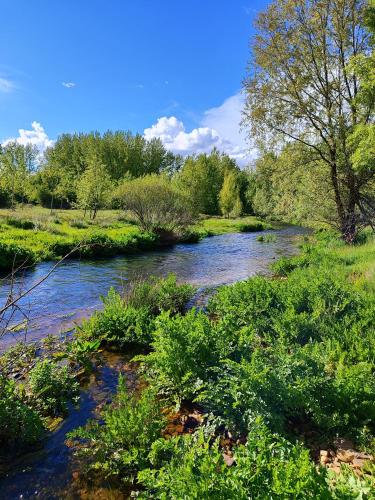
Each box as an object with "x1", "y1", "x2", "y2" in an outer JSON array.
[
  {"x1": 1, "y1": 229, "x2": 374, "y2": 498},
  {"x1": 0, "y1": 207, "x2": 269, "y2": 272}
]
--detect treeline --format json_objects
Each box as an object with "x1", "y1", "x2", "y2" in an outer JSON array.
[{"x1": 0, "y1": 132, "x2": 255, "y2": 219}]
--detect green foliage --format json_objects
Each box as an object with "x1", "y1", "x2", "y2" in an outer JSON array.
[
  {"x1": 5, "y1": 217, "x2": 35, "y2": 229},
  {"x1": 116, "y1": 174, "x2": 195, "y2": 233},
  {"x1": 28, "y1": 360, "x2": 79, "y2": 417},
  {"x1": 138, "y1": 421, "x2": 330, "y2": 499},
  {"x1": 125, "y1": 273, "x2": 194, "y2": 315},
  {"x1": 69, "y1": 376, "x2": 166, "y2": 479},
  {"x1": 79, "y1": 289, "x2": 154, "y2": 349},
  {"x1": 219, "y1": 170, "x2": 242, "y2": 218},
  {"x1": 138, "y1": 309, "x2": 219, "y2": 402},
  {"x1": 256, "y1": 233, "x2": 276, "y2": 242},
  {"x1": 79, "y1": 275, "x2": 194, "y2": 349},
  {"x1": 0, "y1": 240, "x2": 36, "y2": 270},
  {"x1": 0, "y1": 375, "x2": 43, "y2": 447},
  {"x1": 76, "y1": 155, "x2": 113, "y2": 219}
]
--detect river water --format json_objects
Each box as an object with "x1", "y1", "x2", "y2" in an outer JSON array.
[
  {"x1": 0, "y1": 225, "x2": 306, "y2": 350},
  {"x1": 0, "y1": 225, "x2": 306, "y2": 499}
]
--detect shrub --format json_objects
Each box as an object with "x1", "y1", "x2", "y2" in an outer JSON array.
[
  {"x1": 69, "y1": 219, "x2": 89, "y2": 229},
  {"x1": 69, "y1": 376, "x2": 166, "y2": 480},
  {"x1": 238, "y1": 221, "x2": 266, "y2": 232},
  {"x1": 0, "y1": 375, "x2": 43, "y2": 447},
  {"x1": 5, "y1": 217, "x2": 35, "y2": 230},
  {"x1": 138, "y1": 309, "x2": 219, "y2": 403},
  {"x1": 0, "y1": 241, "x2": 36, "y2": 270},
  {"x1": 79, "y1": 289, "x2": 154, "y2": 349},
  {"x1": 28, "y1": 360, "x2": 79, "y2": 417},
  {"x1": 138, "y1": 421, "x2": 330, "y2": 499},
  {"x1": 125, "y1": 273, "x2": 195, "y2": 315},
  {"x1": 115, "y1": 174, "x2": 195, "y2": 233},
  {"x1": 79, "y1": 275, "x2": 194, "y2": 349}
]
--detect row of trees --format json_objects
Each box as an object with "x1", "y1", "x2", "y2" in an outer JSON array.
[{"x1": 0, "y1": 133, "x2": 255, "y2": 219}]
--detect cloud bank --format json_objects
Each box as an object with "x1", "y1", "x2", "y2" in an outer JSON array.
[
  {"x1": 3, "y1": 121, "x2": 54, "y2": 155},
  {"x1": 144, "y1": 93, "x2": 254, "y2": 166}
]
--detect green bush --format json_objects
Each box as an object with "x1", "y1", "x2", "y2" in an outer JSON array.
[
  {"x1": 79, "y1": 275, "x2": 194, "y2": 350},
  {"x1": 5, "y1": 217, "x2": 35, "y2": 230},
  {"x1": 28, "y1": 360, "x2": 79, "y2": 417},
  {"x1": 126, "y1": 273, "x2": 195, "y2": 315},
  {"x1": 0, "y1": 241, "x2": 37, "y2": 270},
  {"x1": 138, "y1": 420, "x2": 330, "y2": 499},
  {"x1": 69, "y1": 376, "x2": 166, "y2": 480},
  {"x1": 79, "y1": 288, "x2": 154, "y2": 348},
  {"x1": 0, "y1": 375, "x2": 43, "y2": 447},
  {"x1": 138, "y1": 309, "x2": 220, "y2": 403}
]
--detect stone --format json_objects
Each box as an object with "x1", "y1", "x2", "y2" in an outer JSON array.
[
  {"x1": 352, "y1": 458, "x2": 366, "y2": 469},
  {"x1": 223, "y1": 453, "x2": 235, "y2": 467},
  {"x1": 336, "y1": 449, "x2": 355, "y2": 463}
]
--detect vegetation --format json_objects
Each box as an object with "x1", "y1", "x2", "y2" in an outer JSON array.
[
  {"x1": 78, "y1": 274, "x2": 195, "y2": 349},
  {"x1": 115, "y1": 174, "x2": 194, "y2": 233},
  {"x1": 243, "y1": 0, "x2": 375, "y2": 242},
  {"x1": 0, "y1": 207, "x2": 267, "y2": 272},
  {"x1": 67, "y1": 230, "x2": 375, "y2": 497}
]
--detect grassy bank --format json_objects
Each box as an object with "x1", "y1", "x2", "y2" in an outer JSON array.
[
  {"x1": 0, "y1": 207, "x2": 268, "y2": 272},
  {"x1": 1, "y1": 232, "x2": 374, "y2": 496}
]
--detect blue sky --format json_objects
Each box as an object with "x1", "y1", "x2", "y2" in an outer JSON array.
[{"x1": 1, "y1": 0, "x2": 267, "y2": 164}]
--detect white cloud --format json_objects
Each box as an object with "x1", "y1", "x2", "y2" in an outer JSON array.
[
  {"x1": 62, "y1": 82, "x2": 76, "y2": 88},
  {"x1": 144, "y1": 93, "x2": 255, "y2": 166},
  {"x1": 3, "y1": 121, "x2": 54, "y2": 156},
  {"x1": 0, "y1": 77, "x2": 15, "y2": 93}
]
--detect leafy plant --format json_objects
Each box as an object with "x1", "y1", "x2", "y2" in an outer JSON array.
[
  {"x1": 69, "y1": 376, "x2": 166, "y2": 480},
  {"x1": 0, "y1": 375, "x2": 43, "y2": 447},
  {"x1": 28, "y1": 359, "x2": 79, "y2": 417}
]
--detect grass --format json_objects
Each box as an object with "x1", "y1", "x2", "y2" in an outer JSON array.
[
  {"x1": 196, "y1": 215, "x2": 271, "y2": 235},
  {"x1": 0, "y1": 207, "x2": 269, "y2": 272}
]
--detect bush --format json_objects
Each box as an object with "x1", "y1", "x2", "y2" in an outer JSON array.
[
  {"x1": 138, "y1": 309, "x2": 220, "y2": 403},
  {"x1": 69, "y1": 376, "x2": 166, "y2": 480},
  {"x1": 0, "y1": 241, "x2": 37, "y2": 270},
  {"x1": 79, "y1": 288, "x2": 154, "y2": 348},
  {"x1": 69, "y1": 219, "x2": 89, "y2": 229},
  {"x1": 0, "y1": 375, "x2": 43, "y2": 447},
  {"x1": 28, "y1": 360, "x2": 79, "y2": 417},
  {"x1": 126, "y1": 273, "x2": 194, "y2": 315},
  {"x1": 5, "y1": 217, "x2": 35, "y2": 229},
  {"x1": 79, "y1": 275, "x2": 194, "y2": 349},
  {"x1": 115, "y1": 174, "x2": 195, "y2": 233},
  {"x1": 138, "y1": 420, "x2": 330, "y2": 499}
]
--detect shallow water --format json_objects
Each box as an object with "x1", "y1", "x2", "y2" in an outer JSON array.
[
  {"x1": 0, "y1": 225, "x2": 306, "y2": 349},
  {"x1": 0, "y1": 225, "x2": 307, "y2": 499}
]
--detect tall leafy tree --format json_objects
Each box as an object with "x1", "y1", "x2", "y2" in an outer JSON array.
[
  {"x1": 176, "y1": 150, "x2": 237, "y2": 215},
  {"x1": 219, "y1": 171, "x2": 243, "y2": 217},
  {"x1": 76, "y1": 155, "x2": 113, "y2": 219},
  {"x1": 243, "y1": 0, "x2": 375, "y2": 242}
]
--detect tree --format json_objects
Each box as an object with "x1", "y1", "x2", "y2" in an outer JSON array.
[
  {"x1": 76, "y1": 156, "x2": 112, "y2": 219},
  {"x1": 115, "y1": 174, "x2": 195, "y2": 233},
  {"x1": 219, "y1": 171, "x2": 243, "y2": 217},
  {"x1": 176, "y1": 150, "x2": 237, "y2": 215},
  {"x1": 0, "y1": 142, "x2": 37, "y2": 208},
  {"x1": 243, "y1": 0, "x2": 374, "y2": 242}
]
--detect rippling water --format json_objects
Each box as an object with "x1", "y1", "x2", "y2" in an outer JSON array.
[{"x1": 0, "y1": 225, "x2": 307, "y2": 350}]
